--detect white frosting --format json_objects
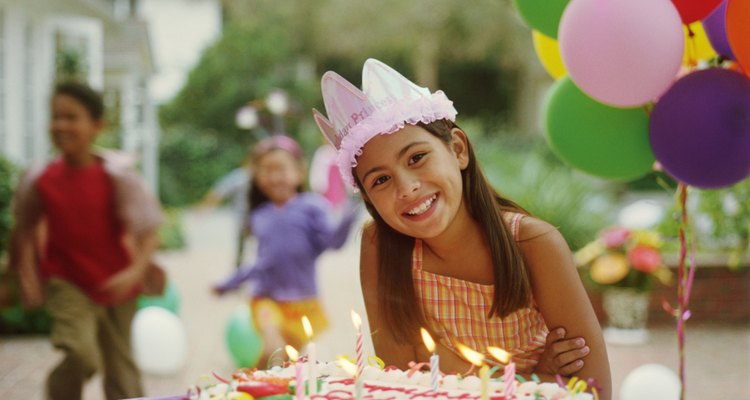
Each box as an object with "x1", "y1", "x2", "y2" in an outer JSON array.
[
  {"x1": 193, "y1": 362, "x2": 596, "y2": 400},
  {"x1": 441, "y1": 374, "x2": 459, "y2": 389}
]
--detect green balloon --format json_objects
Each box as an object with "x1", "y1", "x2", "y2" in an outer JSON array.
[
  {"x1": 544, "y1": 77, "x2": 655, "y2": 181},
  {"x1": 512, "y1": 0, "x2": 570, "y2": 39},
  {"x1": 225, "y1": 306, "x2": 262, "y2": 368},
  {"x1": 137, "y1": 281, "x2": 181, "y2": 314}
]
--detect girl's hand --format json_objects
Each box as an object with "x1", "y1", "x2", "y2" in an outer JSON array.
[
  {"x1": 212, "y1": 285, "x2": 226, "y2": 296},
  {"x1": 535, "y1": 327, "x2": 589, "y2": 377}
]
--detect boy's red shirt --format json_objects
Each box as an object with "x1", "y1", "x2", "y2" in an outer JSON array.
[{"x1": 36, "y1": 159, "x2": 134, "y2": 304}]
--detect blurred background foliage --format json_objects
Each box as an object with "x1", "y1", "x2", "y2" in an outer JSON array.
[
  {"x1": 0, "y1": 155, "x2": 16, "y2": 263},
  {"x1": 160, "y1": 0, "x2": 746, "y2": 256},
  {"x1": 473, "y1": 131, "x2": 616, "y2": 250},
  {"x1": 657, "y1": 178, "x2": 750, "y2": 266},
  {"x1": 158, "y1": 0, "x2": 538, "y2": 207}
]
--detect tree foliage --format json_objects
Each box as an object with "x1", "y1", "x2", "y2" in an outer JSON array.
[
  {"x1": 159, "y1": 0, "x2": 534, "y2": 206},
  {"x1": 0, "y1": 156, "x2": 16, "y2": 262}
]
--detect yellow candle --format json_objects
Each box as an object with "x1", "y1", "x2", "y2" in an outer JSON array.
[{"x1": 456, "y1": 343, "x2": 488, "y2": 400}]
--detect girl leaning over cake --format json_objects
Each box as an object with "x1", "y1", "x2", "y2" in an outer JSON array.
[{"x1": 312, "y1": 59, "x2": 611, "y2": 399}]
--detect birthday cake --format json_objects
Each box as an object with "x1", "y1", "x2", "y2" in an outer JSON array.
[{"x1": 187, "y1": 361, "x2": 595, "y2": 400}]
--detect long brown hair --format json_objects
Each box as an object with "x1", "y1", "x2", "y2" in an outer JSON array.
[{"x1": 355, "y1": 119, "x2": 532, "y2": 344}]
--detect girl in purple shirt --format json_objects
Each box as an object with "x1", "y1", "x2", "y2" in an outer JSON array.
[{"x1": 214, "y1": 135, "x2": 357, "y2": 367}]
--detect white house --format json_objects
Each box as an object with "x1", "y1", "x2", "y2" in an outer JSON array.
[{"x1": 0, "y1": 0, "x2": 159, "y2": 192}]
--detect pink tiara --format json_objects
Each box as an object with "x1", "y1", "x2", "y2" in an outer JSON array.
[{"x1": 312, "y1": 58, "x2": 458, "y2": 189}]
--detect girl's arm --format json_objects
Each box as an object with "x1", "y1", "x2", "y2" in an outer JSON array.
[
  {"x1": 213, "y1": 256, "x2": 268, "y2": 294},
  {"x1": 518, "y1": 217, "x2": 612, "y2": 400},
  {"x1": 310, "y1": 197, "x2": 358, "y2": 250},
  {"x1": 359, "y1": 223, "x2": 418, "y2": 369}
]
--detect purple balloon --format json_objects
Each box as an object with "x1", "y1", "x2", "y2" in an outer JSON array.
[
  {"x1": 650, "y1": 69, "x2": 750, "y2": 189},
  {"x1": 702, "y1": 0, "x2": 735, "y2": 60}
]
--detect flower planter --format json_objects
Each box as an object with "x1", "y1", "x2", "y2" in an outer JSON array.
[{"x1": 602, "y1": 287, "x2": 650, "y2": 344}]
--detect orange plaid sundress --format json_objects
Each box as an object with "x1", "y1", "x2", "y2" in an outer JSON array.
[{"x1": 412, "y1": 213, "x2": 549, "y2": 373}]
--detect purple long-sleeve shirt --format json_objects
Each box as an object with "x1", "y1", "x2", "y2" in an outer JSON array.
[{"x1": 216, "y1": 193, "x2": 357, "y2": 301}]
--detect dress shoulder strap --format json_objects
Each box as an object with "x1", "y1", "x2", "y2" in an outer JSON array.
[
  {"x1": 412, "y1": 239, "x2": 423, "y2": 271},
  {"x1": 510, "y1": 213, "x2": 525, "y2": 242}
]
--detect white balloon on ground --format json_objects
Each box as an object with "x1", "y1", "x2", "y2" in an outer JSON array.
[
  {"x1": 620, "y1": 363, "x2": 681, "y2": 400},
  {"x1": 131, "y1": 306, "x2": 188, "y2": 375}
]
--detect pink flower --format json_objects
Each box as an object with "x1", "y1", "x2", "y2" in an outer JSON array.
[
  {"x1": 628, "y1": 246, "x2": 662, "y2": 273},
  {"x1": 601, "y1": 227, "x2": 631, "y2": 248}
]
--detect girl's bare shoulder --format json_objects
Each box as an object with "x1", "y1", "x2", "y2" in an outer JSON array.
[{"x1": 514, "y1": 215, "x2": 561, "y2": 242}]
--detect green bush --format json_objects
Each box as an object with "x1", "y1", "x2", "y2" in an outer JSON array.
[
  {"x1": 657, "y1": 179, "x2": 750, "y2": 267},
  {"x1": 474, "y1": 132, "x2": 617, "y2": 250},
  {"x1": 159, "y1": 126, "x2": 245, "y2": 207},
  {"x1": 0, "y1": 156, "x2": 52, "y2": 335},
  {"x1": 158, "y1": 208, "x2": 187, "y2": 251},
  {"x1": 0, "y1": 156, "x2": 16, "y2": 261}
]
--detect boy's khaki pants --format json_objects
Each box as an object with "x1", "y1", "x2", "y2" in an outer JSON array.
[{"x1": 45, "y1": 279, "x2": 143, "y2": 400}]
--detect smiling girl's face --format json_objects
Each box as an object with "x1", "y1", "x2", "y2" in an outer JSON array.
[
  {"x1": 254, "y1": 148, "x2": 304, "y2": 206},
  {"x1": 355, "y1": 124, "x2": 469, "y2": 239}
]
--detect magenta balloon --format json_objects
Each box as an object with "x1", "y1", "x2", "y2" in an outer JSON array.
[
  {"x1": 559, "y1": 0, "x2": 684, "y2": 107},
  {"x1": 650, "y1": 69, "x2": 750, "y2": 189},
  {"x1": 702, "y1": 0, "x2": 736, "y2": 60}
]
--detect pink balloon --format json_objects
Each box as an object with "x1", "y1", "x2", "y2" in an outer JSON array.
[{"x1": 559, "y1": 0, "x2": 684, "y2": 107}]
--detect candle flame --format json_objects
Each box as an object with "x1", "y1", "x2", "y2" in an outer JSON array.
[
  {"x1": 337, "y1": 356, "x2": 358, "y2": 376},
  {"x1": 456, "y1": 343, "x2": 484, "y2": 367},
  {"x1": 285, "y1": 345, "x2": 299, "y2": 362},
  {"x1": 420, "y1": 328, "x2": 436, "y2": 352},
  {"x1": 350, "y1": 310, "x2": 362, "y2": 329},
  {"x1": 487, "y1": 346, "x2": 510, "y2": 364},
  {"x1": 302, "y1": 315, "x2": 314, "y2": 338}
]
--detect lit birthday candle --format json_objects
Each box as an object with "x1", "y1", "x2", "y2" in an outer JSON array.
[
  {"x1": 338, "y1": 357, "x2": 363, "y2": 400},
  {"x1": 420, "y1": 328, "x2": 440, "y2": 391},
  {"x1": 456, "y1": 343, "x2": 488, "y2": 400},
  {"x1": 285, "y1": 345, "x2": 303, "y2": 400},
  {"x1": 488, "y1": 346, "x2": 515, "y2": 399},
  {"x1": 350, "y1": 310, "x2": 364, "y2": 379},
  {"x1": 301, "y1": 315, "x2": 317, "y2": 396}
]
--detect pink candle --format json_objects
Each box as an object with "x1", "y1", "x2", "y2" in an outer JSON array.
[
  {"x1": 295, "y1": 361, "x2": 304, "y2": 400},
  {"x1": 488, "y1": 346, "x2": 513, "y2": 400},
  {"x1": 351, "y1": 310, "x2": 364, "y2": 378},
  {"x1": 503, "y1": 361, "x2": 516, "y2": 399},
  {"x1": 285, "y1": 345, "x2": 304, "y2": 400}
]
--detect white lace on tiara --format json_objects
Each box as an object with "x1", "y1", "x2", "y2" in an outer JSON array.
[{"x1": 313, "y1": 58, "x2": 458, "y2": 189}]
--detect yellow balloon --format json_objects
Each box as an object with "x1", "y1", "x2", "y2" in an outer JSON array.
[
  {"x1": 228, "y1": 392, "x2": 254, "y2": 400},
  {"x1": 590, "y1": 253, "x2": 629, "y2": 285},
  {"x1": 532, "y1": 30, "x2": 567, "y2": 80},
  {"x1": 683, "y1": 22, "x2": 717, "y2": 65}
]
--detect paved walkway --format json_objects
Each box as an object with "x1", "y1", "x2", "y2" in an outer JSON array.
[{"x1": 1, "y1": 209, "x2": 747, "y2": 399}]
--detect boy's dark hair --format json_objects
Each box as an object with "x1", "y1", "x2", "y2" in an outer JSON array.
[
  {"x1": 355, "y1": 119, "x2": 532, "y2": 344},
  {"x1": 53, "y1": 81, "x2": 105, "y2": 120}
]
